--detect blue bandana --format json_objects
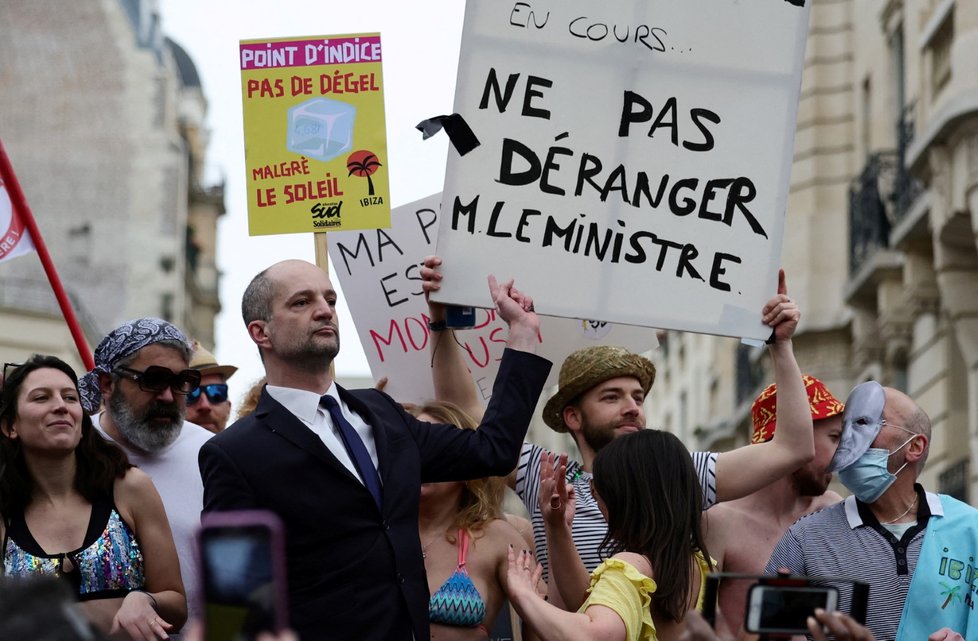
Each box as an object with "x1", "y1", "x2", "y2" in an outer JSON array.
[{"x1": 79, "y1": 318, "x2": 190, "y2": 413}]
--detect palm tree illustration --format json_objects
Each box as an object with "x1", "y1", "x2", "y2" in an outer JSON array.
[
  {"x1": 940, "y1": 582, "x2": 962, "y2": 609},
  {"x1": 347, "y1": 151, "x2": 383, "y2": 196}
]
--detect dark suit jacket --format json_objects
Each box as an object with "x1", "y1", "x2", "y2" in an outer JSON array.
[{"x1": 198, "y1": 348, "x2": 550, "y2": 641}]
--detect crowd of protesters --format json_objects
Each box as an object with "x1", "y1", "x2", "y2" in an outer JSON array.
[{"x1": 0, "y1": 255, "x2": 974, "y2": 641}]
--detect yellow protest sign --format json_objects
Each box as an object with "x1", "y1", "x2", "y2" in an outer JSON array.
[{"x1": 240, "y1": 33, "x2": 391, "y2": 235}]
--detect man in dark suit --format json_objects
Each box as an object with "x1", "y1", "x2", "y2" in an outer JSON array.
[{"x1": 199, "y1": 259, "x2": 550, "y2": 641}]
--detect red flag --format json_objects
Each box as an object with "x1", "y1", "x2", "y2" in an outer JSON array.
[
  {"x1": 0, "y1": 176, "x2": 35, "y2": 263},
  {"x1": 0, "y1": 139, "x2": 94, "y2": 370}
]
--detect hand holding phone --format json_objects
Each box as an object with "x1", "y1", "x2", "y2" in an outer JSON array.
[
  {"x1": 745, "y1": 583, "x2": 839, "y2": 635},
  {"x1": 198, "y1": 510, "x2": 288, "y2": 641}
]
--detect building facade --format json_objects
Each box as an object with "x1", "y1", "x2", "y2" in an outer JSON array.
[
  {"x1": 0, "y1": 0, "x2": 224, "y2": 356},
  {"x1": 648, "y1": 0, "x2": 978, "y2": 502}
]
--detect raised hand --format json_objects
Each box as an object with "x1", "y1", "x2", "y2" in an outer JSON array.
[
  {"x1": 505, "y1": 546, "x2": 545, "y2": 605},
  {"x1": 419, "y1": 255, "x2": 445, "y2": 306},
  {"x1": 538, "y1": 451, "x2": 575, "y2": 531},
  {"x1": 761, "y1": 268, "x2": 799, "y2": 343},
  {"x1": 488, "y1": 274, "x2": 541, "y2": 351}
]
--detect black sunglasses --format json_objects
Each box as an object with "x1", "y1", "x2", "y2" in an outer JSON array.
[
  {"x1": 2, "y1": 362, "x2": 23, "y2": 384},
  {"x1": 1, "y1": 362, "x2": 24, "y2": 397},
  {"x1": 114, "y1": 365, "x2": 201, "y2": 395},
  {"x1": 187, "y1": 383, "x2": 229, "y2": 405}
]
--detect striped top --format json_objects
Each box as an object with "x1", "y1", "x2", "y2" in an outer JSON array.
[
  {"x1": 516, "y1": 442, "x2": 718, "y2": 580},
  {"x1": 765, "y1": 485, "x2": 938, "y2": 641}
]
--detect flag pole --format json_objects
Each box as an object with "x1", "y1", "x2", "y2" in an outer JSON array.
[
  {"x1": 0, "y1": 139, "x2": 95, "y2": 371},
  {"x1": 313, "y1": 231, "x2": 336, "y2": 379}
]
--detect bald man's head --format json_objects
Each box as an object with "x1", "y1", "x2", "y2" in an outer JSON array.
[{"x1": 883, "y1": 387, "x2": 931, "y2": 472}]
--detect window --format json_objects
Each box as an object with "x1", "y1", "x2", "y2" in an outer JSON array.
[
  {"x1": 861, "y1": 76, "x2": 872, "y2": 159},
  {"x1": 930, "y1": 16, "x2": 953, "y2": 92},
  {"x1": 922, "y1": 3, "x2": 954, "y2": 96},
  {"x1": 889, "y1": 22, "x2": 905, "y2": 117},
  {"x1": 938, "y1": 459, "x2": 969, "y2": 503}
]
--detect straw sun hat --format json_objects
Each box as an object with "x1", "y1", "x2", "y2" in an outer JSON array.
[
  {"x1": 189, "y1": 342, "x2": 238, "y2": 380},
  {"x1": 542, "y1": 345, "x2": 656, "y2": 433}
]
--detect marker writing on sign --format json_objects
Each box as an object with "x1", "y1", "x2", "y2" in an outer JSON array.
[
  {"x1": 507, "y1": 3, "x2": 681, "y2": 55},
  {"x1": 450, "y1": 195, "x2": 742, "y2": 292},
  {"x1": 333, "y1": 208, "x2": 438, "y2": 307}
]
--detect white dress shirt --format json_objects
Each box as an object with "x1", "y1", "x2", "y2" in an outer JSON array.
[{"x1": 265, "y1": 383, "x2": 381, "y2": 486}]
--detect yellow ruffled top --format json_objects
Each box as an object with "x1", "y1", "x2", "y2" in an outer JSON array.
[{"x1": 578, "y1": 551, "x2": 712, "y2": 641}]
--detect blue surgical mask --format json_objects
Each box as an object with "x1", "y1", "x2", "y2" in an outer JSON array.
[{"x1": 838, "y1": 431, "x2": 916, "y2": 503}]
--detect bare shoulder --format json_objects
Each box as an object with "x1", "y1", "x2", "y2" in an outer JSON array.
[
  {"x1": 472, "y1": 519, "x2": 528, "y2": 570},
  {"x1": 704, "y1": 502, "x2": 736, "y2": 521},
  {"x1": 113, "y1": 468, "x2": 162, "y2": 527},
  {"x1": 114, "y1": 468, "x2": 162, "y2": 507},
  {"x1": 810, "y1": 490, "x2": 844, "y2": 512},
  {"x1": 704, "y1": 500, "x2": 755, "y2": 533},
  {"x1": 117, "y1": 466, "x2": 156, "y2": 492},
  {"x1": 484, "y1": 516, "x2": 528, "y2": 546},
  {"x1": 612, "y1": 551, "x2": 653, "y2": 577},
  {"x1": 502, "y1": 513, "x2": 533, "y2": 545}
]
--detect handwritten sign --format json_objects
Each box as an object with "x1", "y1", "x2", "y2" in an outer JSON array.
[
  {"x1": 433, "y1": 1, "x2": 811, "y2": 340},
  {"x1": 240, "y1": 33, "x2": 391, "y2": 235},
  {"x1": 327, "y1": 194, "x2": 659, "y2": 404}
]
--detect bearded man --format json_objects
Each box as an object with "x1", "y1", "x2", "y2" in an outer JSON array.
[
  {"x1": 418, "y1": 258, "x2": 816, "y2": 612},
  {"x1": 703, "y1": 375, "x2": 845, "y2": 635},
  {"x1": 80, "y1": 318, "x2": 212, "y2": 630},
  {"x1": 199, "y1": 259, "x2": 549, "y2": 641}
]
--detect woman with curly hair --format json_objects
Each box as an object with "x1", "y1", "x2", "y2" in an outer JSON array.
[
  {"x1": 412, "y1": 400, "x2": 539, "y2": 641},
  {"x1": 505, "y1": 429, "x2": 714, "y2": 641},
  {"x1": 0, "y1": 355, "x2": 186, "y2": 640}
]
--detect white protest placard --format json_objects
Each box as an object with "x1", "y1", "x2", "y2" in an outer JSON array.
[
  {"x1": 433, "y1": 0, "x2": 811, "y2": 340},
  {"x1": 327, "y1": 194, "x2": 659, "y2": 404}
]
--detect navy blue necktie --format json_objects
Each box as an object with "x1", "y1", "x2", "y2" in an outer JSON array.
[{"x1": 320, "y1": 395, "x2": 383, "y2": 509}]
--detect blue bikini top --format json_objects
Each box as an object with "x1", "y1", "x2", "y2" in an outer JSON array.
[{"x1": 428, "y1": 528, "x2": 488, "y2": 631}]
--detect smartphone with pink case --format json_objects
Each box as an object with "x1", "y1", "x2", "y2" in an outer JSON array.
[{"x1": 197, "y1": 510, "x2": 288, "y2": 641}]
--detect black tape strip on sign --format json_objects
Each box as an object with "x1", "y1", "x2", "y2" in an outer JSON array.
[{"x1": 415, "y1": 114, "x2": 481, "y2": 156}]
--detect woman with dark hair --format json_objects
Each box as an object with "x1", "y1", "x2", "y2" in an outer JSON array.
[
  {"x1": 0, "y1": 355, "x2": 186, "y2": 640},
  {"x1": 413, "y1": 400, "x2": 541, "y2": 641},
  {"x1": 505, "y1": 429, "x2": 713, "y2": 641}
]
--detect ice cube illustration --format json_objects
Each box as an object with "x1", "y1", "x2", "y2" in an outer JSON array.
[{"x1": 287, "y1": 97, "x2": 356, "y2": 162}]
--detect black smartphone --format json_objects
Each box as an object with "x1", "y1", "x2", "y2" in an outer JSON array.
[
  {"x1": 197, "y1": 510, "x2": 288, "y2": 641},
  {"x1": 745, "y1": 583, "x2": 839, "y2": 635}
]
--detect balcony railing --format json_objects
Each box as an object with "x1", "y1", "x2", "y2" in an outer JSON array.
[
  {"x1": 849, "y1": 151, "x2": 896, "y2": 276},
  {"x1": 892, "y1": 102, "x2": 924, "y2": 222}
]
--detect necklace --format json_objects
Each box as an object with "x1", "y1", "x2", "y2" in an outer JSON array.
[
  {"x1": 421, "y1": 536, "x2": 440, "y2": 559},
  {"x1": 881, "y1": 496, "x2": 918, "y2": 525}
]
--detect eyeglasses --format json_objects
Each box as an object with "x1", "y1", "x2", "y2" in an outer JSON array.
[
  {"x1": 1, "y1": 362, "x2": 23, "y2": 398},
  {"x1": 114, "y1": 365, "x2": 201, "y2": 395},
  {"x1": 187, "y1": 383, "x2": 229, "y2": 406},
  {"x1": 3, "y1": 361, "x2": 25, "y2": 381}
]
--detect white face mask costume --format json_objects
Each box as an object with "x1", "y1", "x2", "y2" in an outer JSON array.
[{"x1": 829, "y1": 381, "x2": 917, "y2": 503}]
